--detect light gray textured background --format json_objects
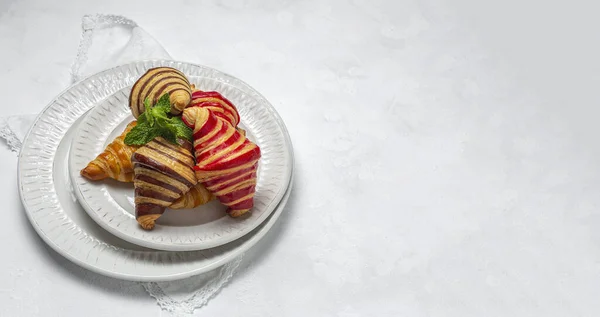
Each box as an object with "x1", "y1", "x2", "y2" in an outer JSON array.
[{"x1": 1, "y1": 0, "x2": 600, "y2": 316}]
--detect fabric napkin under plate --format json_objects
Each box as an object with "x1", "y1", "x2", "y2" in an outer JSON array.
[{"x1": 0, "y1": 14, "x2": 243, "y2": 316}]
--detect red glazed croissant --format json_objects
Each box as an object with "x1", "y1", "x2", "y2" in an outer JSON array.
[
  {"x1": 189, "y1": 90, "x2": 240, "y2": 127},
  {"x1": 182, "y1": 107, "x2": 260, "y2": 217}
]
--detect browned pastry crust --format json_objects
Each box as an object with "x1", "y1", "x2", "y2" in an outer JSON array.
[
  {"x1": 80, "y1": 121, "x2": 139, "y2": 182},
  {"x1": 170, "y1": 183, "x2": 214, "y2": 209},
  {"x1": 137, "y1": 214, "x2": 161, "y2": 230}
]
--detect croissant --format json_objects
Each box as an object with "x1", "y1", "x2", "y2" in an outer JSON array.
[
  {"x1": 189, "y1": 90, "x2": 240, "y2": 127},
  {"x1": 170, "y1": 183, "x2": 214, "y2": 209},
  {"x1": 182, "y1": 107, "x2": 261, "y2": 217},
  {"x1": 129, "y1": 67, "x2": 192, "y2": 118},
  {"x1": 132, "y1": 137, "x2": 197, "y2": 230},
  {"x1": 80, "y1": 121, "x2": 139, "y2": 182},
  {"x1": 170, "y1": 92, "x2": 243, "y2": 210}
]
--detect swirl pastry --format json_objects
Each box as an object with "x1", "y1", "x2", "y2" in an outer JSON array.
[
  {"x1": 189, "y1": 91, "x2": 240, "y2": 127},
  {"x1": 129, "y1": 67, "x2": 192, "y2": 118},
  {"x1": 132, "y1": 137, "x2": 197, "y2": 229},
  {"x1": 81, "y1": 121, "x2": 139, "y2": 182},
  {"x1": 182, "y1": 107, "x2": 261, "y2": 217}
]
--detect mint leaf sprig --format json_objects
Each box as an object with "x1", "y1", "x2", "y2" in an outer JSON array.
[{"x1": 124, "y1": 94, "x2": 193, "y2": 146}]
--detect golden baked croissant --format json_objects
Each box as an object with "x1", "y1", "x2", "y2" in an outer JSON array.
[
  {"x1": 182, "y1": 107, "x2": 261, "y2": 217},
  {"x1": 132, "y1": 137, "x2": 198, "y2": 230},
  {"x1": 80, "y1": 121, "x2": 139, "y2": 182},
  {"x1": 170, "y1": 183, "x2": 214, "y2": 209},
  {"x1": 129, "y1": 67, "x2": 192, "y2": 118}
]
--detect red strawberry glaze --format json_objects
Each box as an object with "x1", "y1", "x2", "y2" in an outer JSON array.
[{"x1": 183, "y1": 106, "x2": 260, "y2": 217}]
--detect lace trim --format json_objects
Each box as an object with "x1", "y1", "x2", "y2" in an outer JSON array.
[
  {"x1": 143, "y1": 255, "x2": 244, "y2": 314},
  {"x1": 70, "y1": 14, "x2": 138, "y2": 83},
  {"x1": 0, "y1": 117, "x2": 22, "y2": 153}
]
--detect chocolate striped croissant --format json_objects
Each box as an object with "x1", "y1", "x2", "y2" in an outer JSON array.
[
  {"x1": 182, "y1": 107, "x2": 261, "y2": 217},
  {"x1": 129, "y1": 67, "x2": 192, "y2": 118},
  {"x1": 81, "y1": 121, "x2": 139, "y2": 182},
  {"x1": 132, "y1": 137, "x2": 197, "y2": 230}
]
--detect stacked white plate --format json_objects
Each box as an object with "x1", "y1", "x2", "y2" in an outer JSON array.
[{"x1": 17, "y1": 60, "x2": 294, "y2": 281}]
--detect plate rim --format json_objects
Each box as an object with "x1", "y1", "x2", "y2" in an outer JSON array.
[{"x1": 17, "y1": 60, "x2": 295, "y2": 281}]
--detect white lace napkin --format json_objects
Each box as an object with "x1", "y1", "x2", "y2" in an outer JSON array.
[{"x1": 0, "y1": 14, "x2": 243, "y2": 315}]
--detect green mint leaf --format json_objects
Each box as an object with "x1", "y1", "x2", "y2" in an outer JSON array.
[
  {"x1": 154, "y1": 116, "x2": 169, "y2": 128},
  {"x1": 154, "y1": 93, "x2": 171, "y2": 114},
  {"x1": 124, "y1": 123, "x2": 159, "y2": 145},
  {"x1": 151, "y1": 106, "x2": 170, "y2": 121},
  {"x1": 145, "y1": 108, "x2": 155, "y2": 127},
  {"x1": 157, "y1": 93, "x2": 170, "y2": 106},
  {"x1": 137, "y1": 113, "x2": 147, "y2": 125},
  {"x1": 141, "y1": 97, "x2": 156, "y2": 127},
  {"x1": 158, "y1": 125, "x2": 177, "y2": 144},
  {"x1": 126, "y1": 93, "x2": 187, "y2": 146},
  {"x1": 166, "y1": 117, "x2": 193, "y2": 141},
  {"x1": 137, "y1": 109, "x2": 154, "y2": 127}
]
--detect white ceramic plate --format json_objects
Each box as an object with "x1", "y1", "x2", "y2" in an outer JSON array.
[
  {"x1": 18, "y1": 60, "x2": 294, "y2": 281},
  {"x1": 69, "y1": 75, "x2": 292, "y2": 251}
]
